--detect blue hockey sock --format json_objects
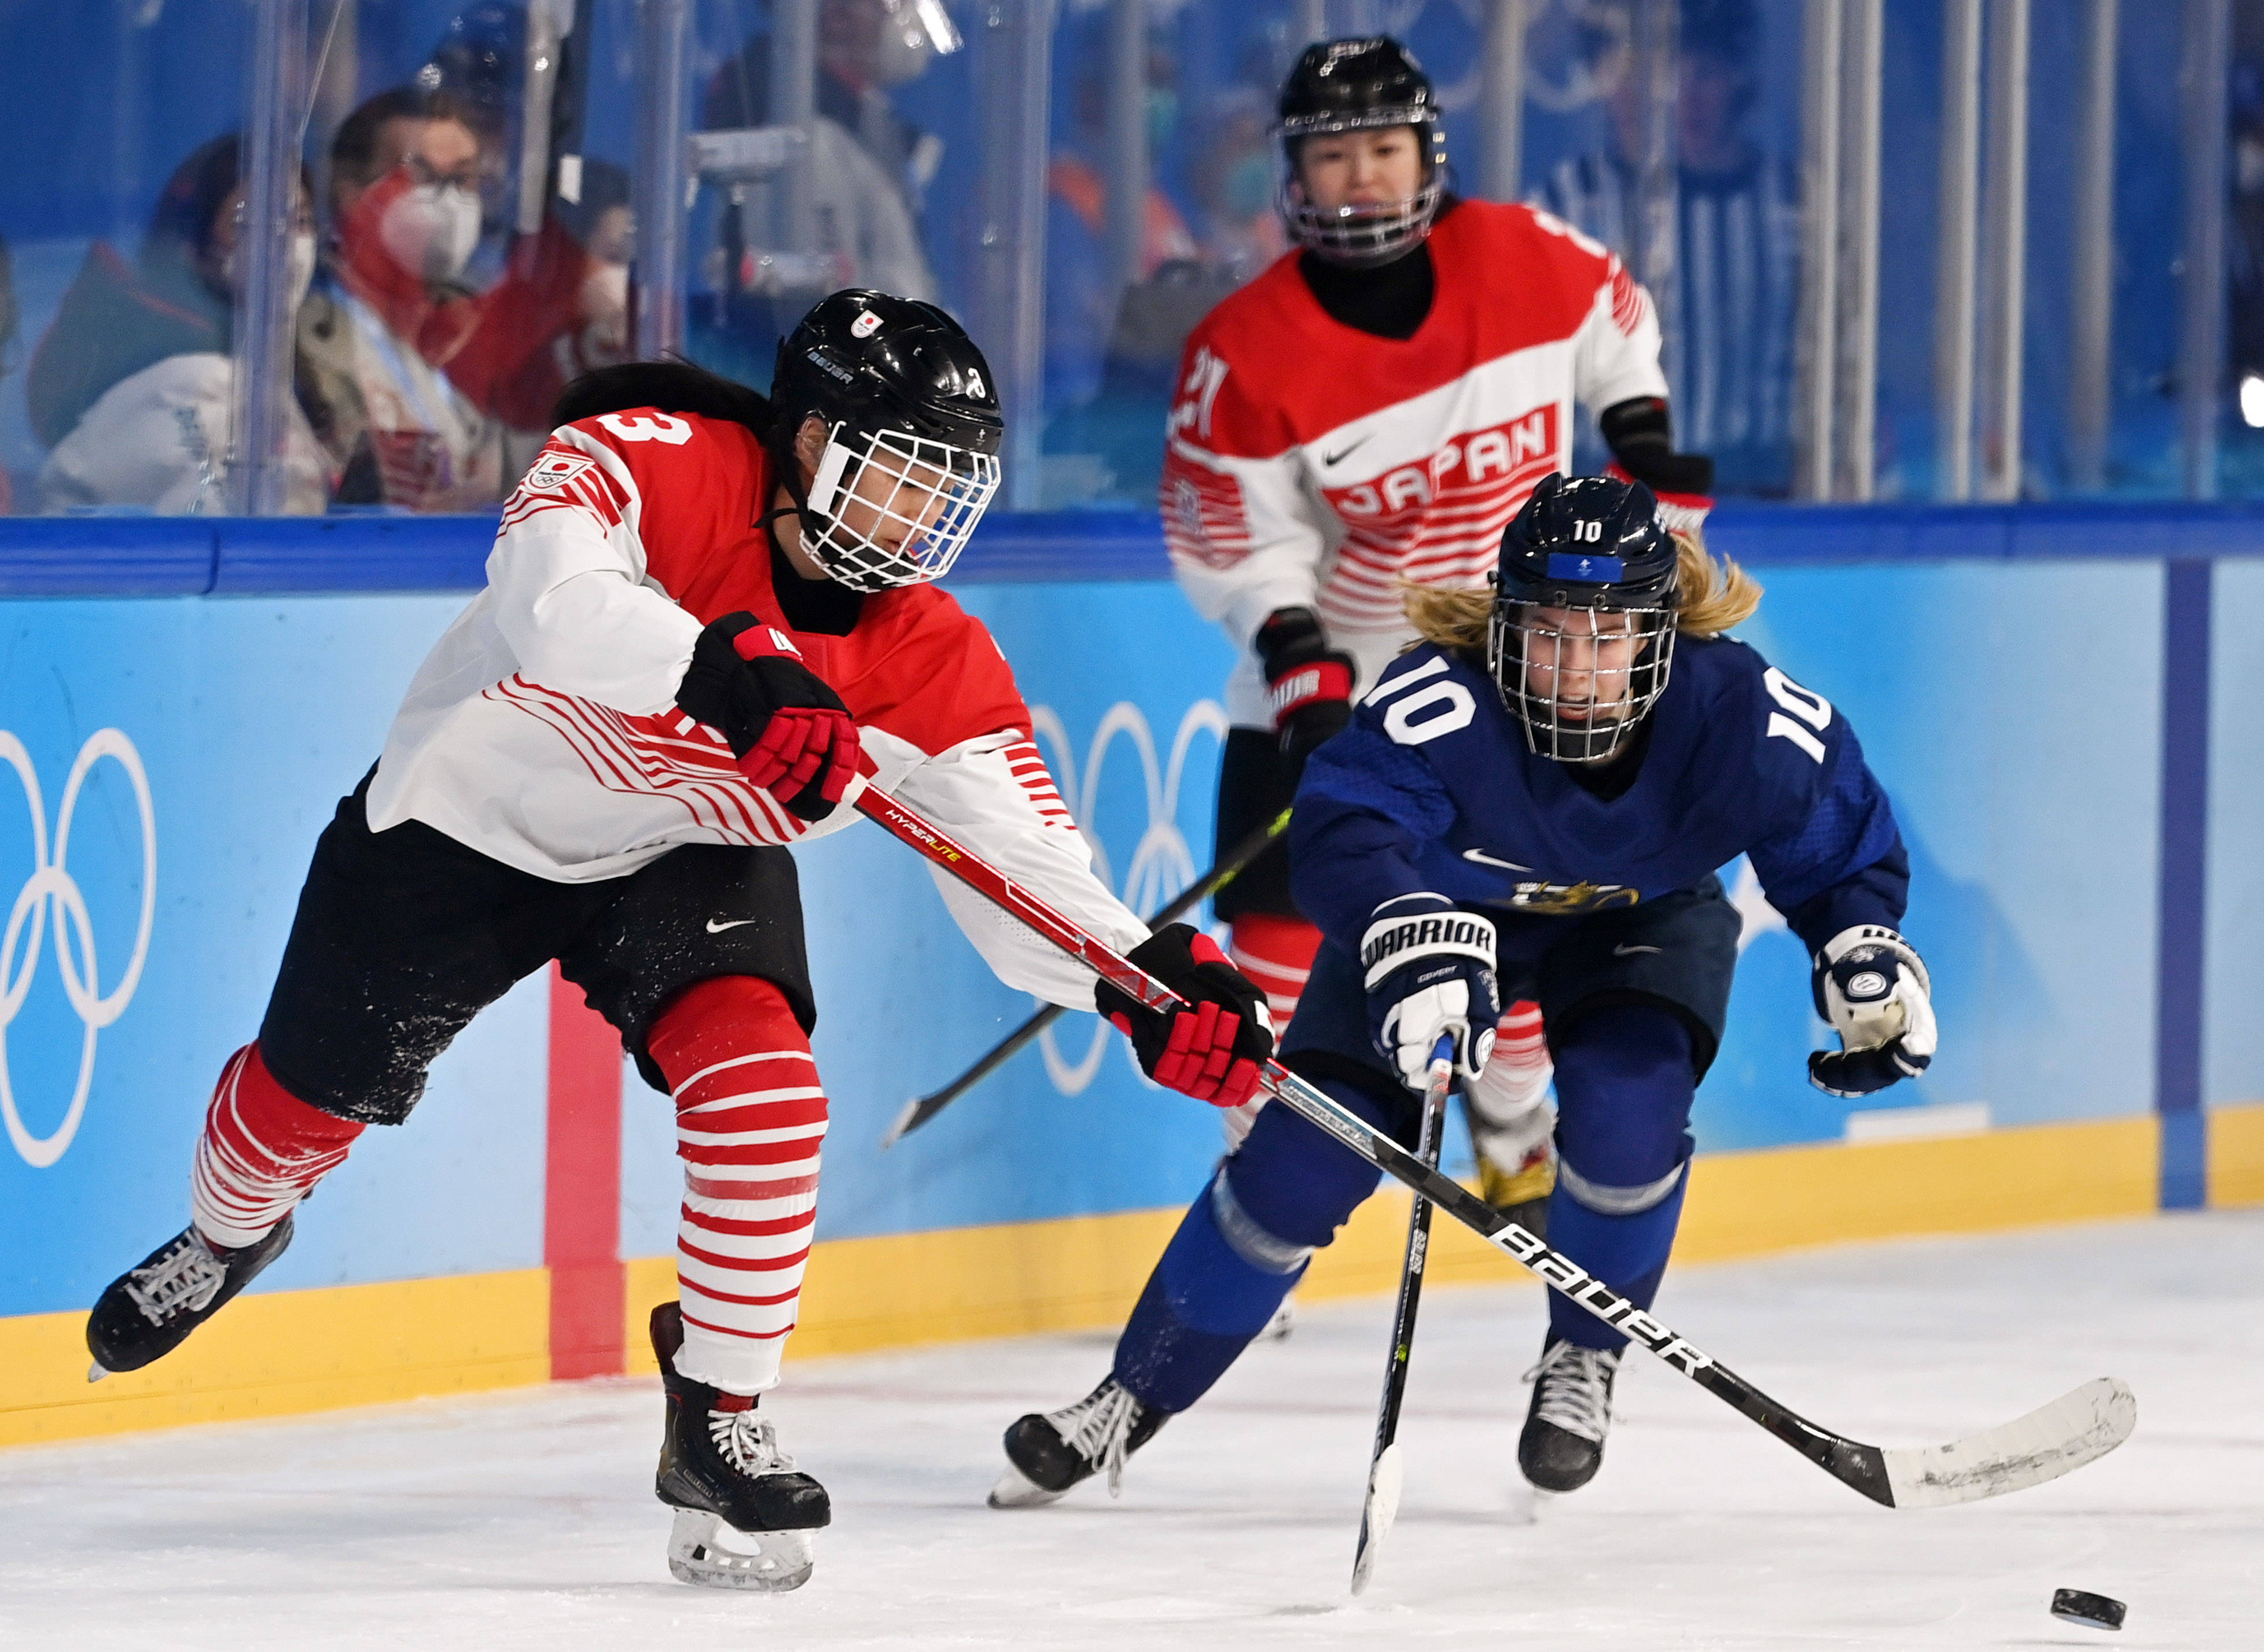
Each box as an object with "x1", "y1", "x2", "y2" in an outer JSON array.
[
  {"x1": 1113, "y1": 1172, "x2": 1309, "y2": 1414},
  {"x1": 1546, "y1": 1002, "x2": 1697, "y2": 1352},
  {"x1": 1546, "y1": 1167, "x2": 1688, "y2": 1350}
]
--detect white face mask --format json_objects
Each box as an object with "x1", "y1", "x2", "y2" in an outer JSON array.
[
  {"x1": 220, "y1": 230, "x2": 318, "y2": 312},
  {"x1": 378, "y1": 183, "x2": 482, "y2": 284}
]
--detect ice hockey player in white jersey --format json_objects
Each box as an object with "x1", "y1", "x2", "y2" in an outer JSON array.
[
  {"x1": 82, "y1": 292, "x2": 1274, "y2": 1592},
  {"x1": 1160, "y1": 36, "x2": 1715, "y2": 1219}
]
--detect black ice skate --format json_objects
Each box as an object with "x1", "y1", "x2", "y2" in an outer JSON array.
[
  {"x1": 1517, "y1": 1336, "x2": 1622, "y2": 1493},
  {"x1": 650, "y1": 1302, "x2": 829, "y2": 1591},
  {"x1": 85, "y1": 1217, "x2": 295, "y2": 1380},
  {"x1": 990, "y1": 1376, "x2": 1168, "y2": 1508}
]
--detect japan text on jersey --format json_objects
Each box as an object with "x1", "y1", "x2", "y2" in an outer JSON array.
[{"x1": 1287, "y1": 637, "x2": 1910, "y2": 957}]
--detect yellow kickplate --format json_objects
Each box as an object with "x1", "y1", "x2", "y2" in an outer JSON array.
[
  {"x1": 2211, "y1": 1100, "x2": 2264, "y2": 1207},
  {"x1": 0, "y1": 1268, "x2": 550, "y2": 1448}
]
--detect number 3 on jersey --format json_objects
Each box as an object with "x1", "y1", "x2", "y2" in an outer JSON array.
[
  {"x1": 598, "y1": 411, "x2": 694, "y2": 445},
  {"x1": 1763, "y1": 667, "x2": 1833, "y2": 762}
]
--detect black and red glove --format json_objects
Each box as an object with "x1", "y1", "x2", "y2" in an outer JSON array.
[
  {"x1": 1097, "y1": 923, "x2": 1276, "y2": 1109},
  {"x1": 1254, "y1": 605, "x2": 1354, "y2": 770},
  {"x1": 674, "y1": 611, "x2": 861, "y2": 822},
  {"x1": 1599, "y1": 395, "x2": 1714, "y2": 535}
]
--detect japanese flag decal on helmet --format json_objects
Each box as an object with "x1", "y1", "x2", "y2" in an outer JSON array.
[{"x1": 769, "y1": 290, "x2": 1005, "y2": 591}]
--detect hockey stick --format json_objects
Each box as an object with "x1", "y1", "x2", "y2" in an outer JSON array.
[
  {"x1": 851, "y1": 776, "x2": 2136, "y2": 1510},
  {"x1": 879, "y1": 807, "x2": 1292, "y2": 1149},
  {"x1": 1350, "y1": 1033, "x2": 1454, "y2": 1596}
]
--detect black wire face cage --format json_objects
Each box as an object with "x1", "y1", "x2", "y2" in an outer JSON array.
[
  {"x1": 1276, "y1": 108, "x2": 1447, "y2": 267},
  {"x1": 799, "y1": 421, "x2": 1003, "y2": 591},
  {"x1": 1486, "y1": 601, "x2": 1679, "y2": 763}
]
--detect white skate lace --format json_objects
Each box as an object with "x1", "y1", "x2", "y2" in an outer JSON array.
[
  {"x1": 1523, "y1": 1342, "x2": 1619, "y2": 1443},
  {"x1": 1049, "y1": 1381, "x2": 1143, "y2": 1497},
  {"x1": 124, "y1": 1233, "x2": 229, "y2": 1326},
  {"x1": 708, "y1": 1406, "x2": 796, "y2": 1478}
]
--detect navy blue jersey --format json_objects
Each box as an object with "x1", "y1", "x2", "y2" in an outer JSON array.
[{"x1": 1289, "y1": 635, "x2": 1906, "y2": 957}]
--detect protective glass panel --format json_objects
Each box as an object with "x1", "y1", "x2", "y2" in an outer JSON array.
[
  {"x1": 0, "y1": 4, "x2": 260, "y2": 514},
  {"x1": 292, "y1": 0, "x2": 627, "y2": 513}
]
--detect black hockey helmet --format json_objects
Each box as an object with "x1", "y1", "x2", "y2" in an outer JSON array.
[
  {"x1": 1275, "y1": 37, "x2": 1447, "y2": 267},
  {"x1": 769, "y1": 289, "x2": 1004, "y2": 590},
  {"x1": 1488, "y1": 473, "x2": 1682, "y2": 763}
]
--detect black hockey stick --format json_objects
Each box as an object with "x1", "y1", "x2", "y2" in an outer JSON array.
[
  {"x1": 1350, "y1": 1033, "x2": 1454, "y2": 1596},
  {"x1": 879, "y1": 807, "x2": 1292, "y2": 1148},
  {"x1": 852, "y1": 772, "x2": 2137, "y2": 1511}
]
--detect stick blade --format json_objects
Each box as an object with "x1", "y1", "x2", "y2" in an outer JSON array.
[
  {"x1": 1348, "y1": 1443, "x2": 1405, "y2": 1595},
  {"x1": 1883, "y1": 1377, "x2": 2136, "y2": 1509},
  {"x1": 879, "y1": 1095, "x2": 930, "y2": 1151}
]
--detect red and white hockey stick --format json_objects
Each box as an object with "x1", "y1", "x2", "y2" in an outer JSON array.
[{"x1": 852, "y1": 777, "x2": 2136, "y2": 1510}]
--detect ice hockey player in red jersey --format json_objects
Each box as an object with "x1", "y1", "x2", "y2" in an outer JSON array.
[
  {"x1": 82, "y1": 290, "x2": 1274, "y2": 1592},
  {"x1": 1160, "y1": 36, "x2": 1715, "y2": 1221}
]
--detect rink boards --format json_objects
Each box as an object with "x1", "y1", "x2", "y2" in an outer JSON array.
[{"x1": 4, "y1": 524, "x2": 2263, "y2": 1445}]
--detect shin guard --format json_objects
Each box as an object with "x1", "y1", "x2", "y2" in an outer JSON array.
[{"x1": 649, "y1": 976, "x2": 828, "y2": 1396}]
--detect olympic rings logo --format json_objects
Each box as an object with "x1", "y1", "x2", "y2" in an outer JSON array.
[
  {"x1": 1024, "y1": 698, "x2": 1227, "y2": 1096},
  {"x1": 1, "y1": 730, "x2": 157, "y2": 1169}
]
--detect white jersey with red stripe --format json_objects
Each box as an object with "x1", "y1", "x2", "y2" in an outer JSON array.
[
  {"x1": 1159, "y1": 200, "x2": 1668, "y2": 725},
  {"x1": 365, "y1": 406, "x2": 1144, "y2": 1008}
]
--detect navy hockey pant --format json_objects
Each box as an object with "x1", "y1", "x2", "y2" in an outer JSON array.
[{"x1": 1111, "y1": 1000, "x2": 1696, "y2": 1414}]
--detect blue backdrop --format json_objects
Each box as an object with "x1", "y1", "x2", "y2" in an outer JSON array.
[{"x1": 6, "y1": 514, "x2": 2253, "y2": 1320}]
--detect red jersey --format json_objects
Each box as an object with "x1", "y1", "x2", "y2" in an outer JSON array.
[
  {"x1": 367, "y1": 408, "x2": 1142, "y2": 1005},
  {"x1": 1159, "y1": 201, "x2": 1668, "y2": 723}
]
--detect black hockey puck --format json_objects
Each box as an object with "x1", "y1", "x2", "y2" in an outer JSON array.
[{"x1": 2050, "y1": 1588, "x2": 2126, "y2": 1631}]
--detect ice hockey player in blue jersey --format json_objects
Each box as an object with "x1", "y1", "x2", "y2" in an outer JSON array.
[{"x1": 987, "y1": 472, "x2": 1936, "y2": 1508}]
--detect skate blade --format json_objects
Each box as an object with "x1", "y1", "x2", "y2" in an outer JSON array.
[
  {"x1": 87, "y1": 1363, "x2": 109, "y2": 1384},
  {"x1": 666, "y1": 1507, "x2": 815, "y2": 1591},
  {"x1": 986, "y1": 1462, "x2": 1068, "y2": 1510}
]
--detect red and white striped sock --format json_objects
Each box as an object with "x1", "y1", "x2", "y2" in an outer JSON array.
[
  {"x1": 648, "y1": 975, "x2": 829, "y2": 1397},
  {"x1": 189, "y1": 1043, "x2": 366, "y2": 1250},
  {"x1": 1227, "y1": 913, "x2": 1322, "y2": 1028}
]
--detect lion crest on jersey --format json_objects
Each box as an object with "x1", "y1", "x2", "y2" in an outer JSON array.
[{"x1": 1505, "y1": 880, "x2": 1641, "y2": 915}]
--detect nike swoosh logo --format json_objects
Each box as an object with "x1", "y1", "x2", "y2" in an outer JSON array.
[
  {"x1": 1461, "y1": 848, "x2": 1534, "y2": 872},
  {"x1": 1321, "y1": 433, "x2": 1373, "y2": 467},
  {"x1": 1613, "y1": 944, "x2": 1662, "y2": 955},
  {"x1": 705, "y1": 918, "x2": 758, "y2": 933}
]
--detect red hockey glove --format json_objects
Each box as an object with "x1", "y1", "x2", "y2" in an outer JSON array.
[
  {"x1": 1254, "y1": 606, "x2": 1354, "y2": 769},
  {"x1": 674, "y1": 612, "x2": 862, "y2": 822},
  {"x1": 1097, "y1": 923, "x2": 1276, "y2": 1108}
]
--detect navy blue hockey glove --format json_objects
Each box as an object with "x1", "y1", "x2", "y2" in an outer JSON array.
[
  {"x1": 1255, "y1": 606, "x2": 1355, "y2": 770},
  {"x1": 1807, "y1": 925, "x2": 1937, "y2": 1097},
  {"x1": 1361, "y1": 896, "x2": 1500, "y2": 1088},
  {"x1": 1098, "y1": 923, "x2": 1276, "y2": 1109},
  {"x1": 675, "y1": 611, "x2": 861, "y2": 823}
]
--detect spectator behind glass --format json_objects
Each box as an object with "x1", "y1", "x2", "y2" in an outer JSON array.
[
  {"x1": 300, "y1": 86, "x2": 620, "y2": 510},
  {"x1": 701, "y1": 0, "x2": 943, "y2": 374},
  {"x1": 1046, "y1": 46, "x2": 1199, "y2": 415},
  {"x1": 30, "y1": 135, "x2": 329, "y2": 514},
  {"x1": 1538, "y1": 0, "x2": 1796, "y2": 493}
]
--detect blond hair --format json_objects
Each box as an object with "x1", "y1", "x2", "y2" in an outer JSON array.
[{"x1": 1401, "y1": 528, "x2": 1762, "y2": 652}]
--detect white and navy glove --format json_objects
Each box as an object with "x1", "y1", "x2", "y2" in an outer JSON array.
[
  {"x1": 1807, "y1": 925, "x2": 1936, "y2": 1097},
  {"x1": 1361, "y1": 896, "x2": 1500, "y2": 1090}
]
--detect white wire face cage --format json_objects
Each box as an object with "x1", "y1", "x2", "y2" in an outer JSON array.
[
  {"x1": 1486, "y1": 602, "x2": 1679, "y2": 763},
  {"x1": 800, "y1": 422, "x2": 1002, "y2": 591},
  {"x1": 1277, "y1": 109, "x2": 1447, "y2": 267}
]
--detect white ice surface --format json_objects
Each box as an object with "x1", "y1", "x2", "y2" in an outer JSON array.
[{"x1": 2, "y1": 1213, "x2": 2256, "y2": 1650}]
